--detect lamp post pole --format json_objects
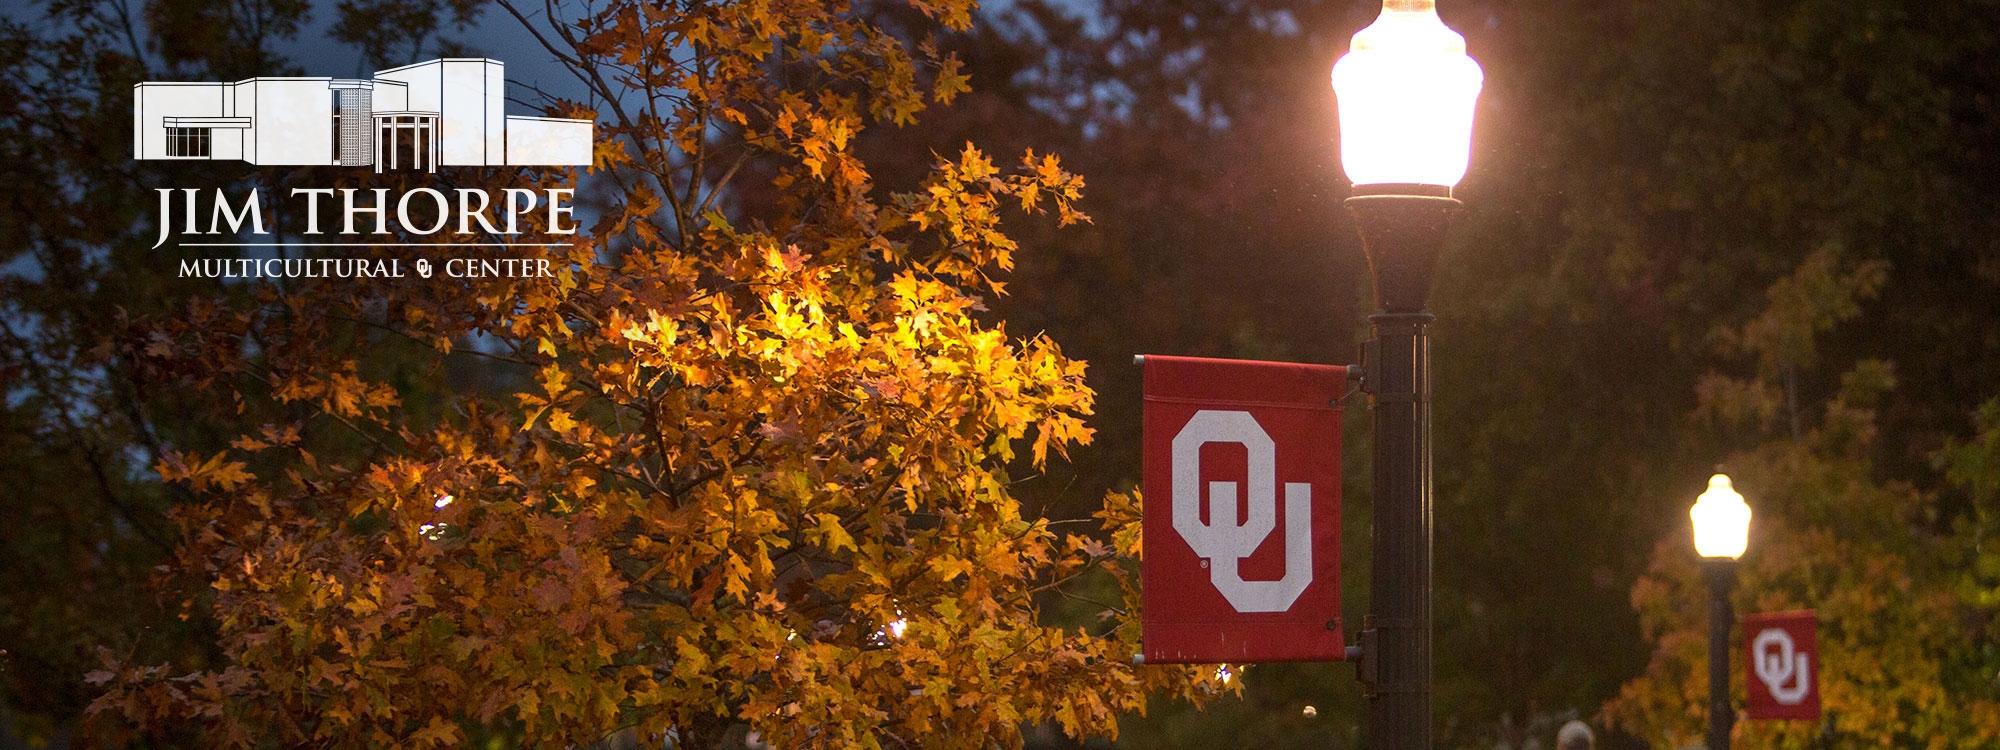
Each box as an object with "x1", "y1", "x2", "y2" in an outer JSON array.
[
  {"x1": 1348, "y1": 189, "x2": 1457, "y2": 749},
  {"x1": 1705, "y1": 559, "x2": 1737, "y2": 750},
  {"x1": 1331, "y1": 2, "x2": 1482, "y2": 747}
]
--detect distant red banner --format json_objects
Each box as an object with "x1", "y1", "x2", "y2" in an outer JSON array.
[
  {"x1": 1745, "y1": 610, "x2": 1820, "y2": 720},
  {"x1": 1139, "y1": 355, "x2": 1345, "y2": 663}
]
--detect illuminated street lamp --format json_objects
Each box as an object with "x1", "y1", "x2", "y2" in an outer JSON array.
[
  {"x1": 1331, "y1": 1, "x2": 1482, "y2": 747},
  {"x1": 1332, "y1": 0, "x2": 1484, "y2": 190},
  {"x1": 1692, "y1": 473, "x2": 1751, "y2": 750},
  {"x1": 1692, "y1": 474, "x2": 1751, "y2": 559}
]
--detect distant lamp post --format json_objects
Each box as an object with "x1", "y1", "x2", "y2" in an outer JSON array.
[
  {"x1": 1331, "y1": 1, "x2": 1482, "y2": 748},
  {"x1": 1692, "y1": 473, "x2": 1751, "y2": 750}
]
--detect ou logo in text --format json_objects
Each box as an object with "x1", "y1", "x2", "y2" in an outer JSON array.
[
  {"x1": 1753, "y1": 626, "x2": 1812, "y2": 705},
  {"x1": 1171, "y1": 410, "x2": 1313, "y2": 613}
]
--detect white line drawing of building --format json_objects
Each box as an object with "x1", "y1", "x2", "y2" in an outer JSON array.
[{"x1": 133, "y1": 58, "x2": 593, "y2": 172}]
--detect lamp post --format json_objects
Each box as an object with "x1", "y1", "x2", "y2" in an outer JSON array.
[
  {"x1": 1691, "y1": 473, "x2": 1752, "y2": 750},
  {"x1": 1331, "y1": 2, "x2": 1481, "y2": 747}
]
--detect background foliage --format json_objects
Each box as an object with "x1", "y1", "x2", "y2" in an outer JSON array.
[{"x1": 4, "y1": 0, "x2": 2000, "y2": 747}]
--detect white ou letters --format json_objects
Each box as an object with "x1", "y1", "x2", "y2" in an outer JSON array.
[
  {"x1": 1752, "y1": 627, "x2": 1812, "y2": 705},
  {"x1": 1171, "y1": 410, "x2": 1312, "y2": 613}
]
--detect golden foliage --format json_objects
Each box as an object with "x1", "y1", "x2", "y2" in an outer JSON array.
[
  {"x1": 1604, "y1": 367, "x2": 2000, "y2": 748},
  {"x1": 84, "y1": 1, "x2": 1225, "y2": 747}
]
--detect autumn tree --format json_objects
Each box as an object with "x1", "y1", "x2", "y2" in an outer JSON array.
[
  {"x1": 1556, "y1": 0, "x2": 2000, "y2": 741},
  {"x1": 55, "y1": 0, "x2": 1226, "y2": 746},
  {"x1": 1603, "y1": 299, "x2": 2000, "y2": 745}
]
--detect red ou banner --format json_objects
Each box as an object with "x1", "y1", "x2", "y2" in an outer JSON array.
[
  {"x1": 1139, "y1": 355, "x2": 1345, "y2": 663},
  {"x1": 1745, "y1": 610, "x2": 1821, "y2": 720}
]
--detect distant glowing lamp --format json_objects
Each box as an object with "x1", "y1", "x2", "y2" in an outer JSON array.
[
  {"x1": 1690, "y1": 474, "x2": 1751, "y2": 559},
  {"x1": 1331, "y1": 0, "x2": 1485, "y2": 188}
]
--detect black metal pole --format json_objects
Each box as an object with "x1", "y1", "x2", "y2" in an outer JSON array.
[
  {"x1": 1705, "y1": 559, "x2": 1737, "y2": 750},
  {"x1": 1347, "y1": 188, "x2": 1457, "y2": 750},
  {"x1": 1364, "y1": 309, "x2": 1433, "y2": 747}
]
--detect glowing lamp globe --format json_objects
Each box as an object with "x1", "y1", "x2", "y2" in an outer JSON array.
[
  {"x1": 1331, "y1": 0, "x2": 1485, "y2": 188},
  {"x1": 1690, "y1": 474, "x2": 1751, "y2": 559}
]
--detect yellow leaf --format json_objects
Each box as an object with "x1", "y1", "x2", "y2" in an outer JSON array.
[
  {"x1": 815, "y1": 513, "x2": 856, "y2": 554},
  {"x1": 206, "y1": 461, "x2": 254, "y2": 491},
  {"x1": 409, "y1": 715, "x2": 461, "y2": 746}
]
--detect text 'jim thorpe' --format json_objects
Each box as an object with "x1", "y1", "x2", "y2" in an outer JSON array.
[{"x1": 154, "y1": 187, "x2": 578, "y2": 249}]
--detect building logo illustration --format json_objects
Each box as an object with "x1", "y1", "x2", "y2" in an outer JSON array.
[{"x1": 133, "y1": 58, "x2": 592, "y2": 172}]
